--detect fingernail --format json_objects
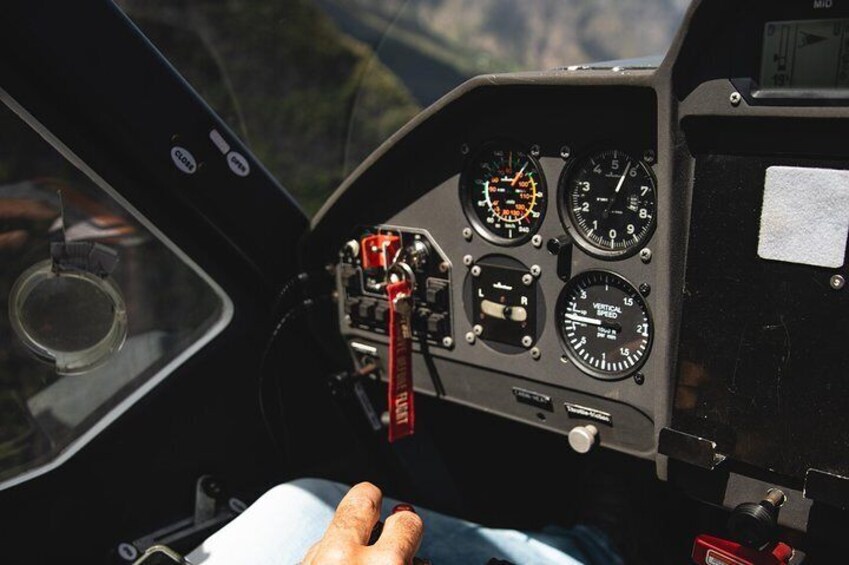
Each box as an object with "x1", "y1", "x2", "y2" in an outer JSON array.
[{"x1": 391, "y1": 503, "x2": 416, "y2": 514}]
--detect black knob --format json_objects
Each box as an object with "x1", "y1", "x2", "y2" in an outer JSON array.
[
  {"x1": 547, "y1": 234, "x2": 573, "y2": 256},
  {"x1": 547, "y1": 235, "x2": 574, "y2": 281},
  {"x1": 727, "y1": 489, "x2": 785, "y2": 550}
]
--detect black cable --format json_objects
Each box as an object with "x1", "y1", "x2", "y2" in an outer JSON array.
[
  {"x1": 269, "y1": 268, "x2": 334, "y2": 319},
  {"x1": 258, "y1": 294, "x2": 332, "y2": 467},
  {"x1": 269, "y1": 272, "x2": 309, "y2": 318}
]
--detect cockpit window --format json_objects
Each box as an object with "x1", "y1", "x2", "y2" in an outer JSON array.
[
  {"x1": 0, "y1": 93, "x2": 231, "y2": 489},
  {"x1": 116, "y1": 0, "x2": 689, "y2": 216}
]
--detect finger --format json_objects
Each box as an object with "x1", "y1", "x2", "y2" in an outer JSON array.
[
  {"x1": 374, "y1": 509, "x2": 424, "y2": 562},
  {"x1": 325, "y1": 482, "x2": 382, "y2": 546},
  {"x1": 300, "y1": 540, "x2": 321, "y2": 564}
]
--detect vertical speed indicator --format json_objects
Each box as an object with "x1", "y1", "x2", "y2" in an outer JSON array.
[
  {"x1": 561, "y1": 149, "x2": 656, "y2": 258},
  {"x1": 557, "y1": 271, "x2": 652, "y2": 380},
  {"x1": 461, "y1": 143, "x2": 547, "y2": 245}
]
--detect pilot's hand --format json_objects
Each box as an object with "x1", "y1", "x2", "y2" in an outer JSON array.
[{"x1": 301, "y1": 482, "x2": 424, "y2": 565}]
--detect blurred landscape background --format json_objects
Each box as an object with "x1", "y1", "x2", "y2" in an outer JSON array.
[{"x1": 119, "y1": 0, "x2": 690, "y2": 215}]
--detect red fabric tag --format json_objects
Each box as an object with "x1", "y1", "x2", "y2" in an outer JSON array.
[{"x1": 386, "y1": 280, "x2": 415, "y2": 442}]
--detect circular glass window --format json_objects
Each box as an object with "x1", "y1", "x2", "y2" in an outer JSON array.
[{"x1": 9, "y1": 260, "x2": 127, "y2": 374}]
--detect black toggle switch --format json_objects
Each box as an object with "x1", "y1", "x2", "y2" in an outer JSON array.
[
  {"x1": 547, "y1": 234, "x2": 574, "y2": 281},
  {"x1": 374, "y1": 301, "x2": 390, "y2": 325},
  {"x1": 357, "y1": 298, "x2": 376, "y2": 322},
  {"x1": 426, "y1": 279, "x2": 449, "y2": 310},
  {"x1": 427, "y1": 312, "x2": 448, "y2": 335},
  {"x1": 345, "y1": 298, "x2": 360, "y2": 317}
]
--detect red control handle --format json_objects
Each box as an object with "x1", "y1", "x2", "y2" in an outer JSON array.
[{"x1": 692, "y1": 534, "x2": 793, "y2": 565}]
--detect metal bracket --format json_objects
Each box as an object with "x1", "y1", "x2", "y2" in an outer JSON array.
[
  {"x1": 658, "y1": 427, "x2": 727, "y2": 470},
  {"x1": 804, "y1": 468, "x2": 849, "y2": 510}
]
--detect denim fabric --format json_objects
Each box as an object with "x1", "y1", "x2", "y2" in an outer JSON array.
[{"x1": 187, "y1": 478, "x2": 623, "y2": 565}]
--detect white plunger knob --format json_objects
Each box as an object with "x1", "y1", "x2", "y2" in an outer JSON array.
[{"x1": 568, "y1": 425, "x2": 598, "y2": 454}]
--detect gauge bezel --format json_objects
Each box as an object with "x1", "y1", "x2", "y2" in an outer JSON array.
[
  {"x1": 460, "y1": 141, "x2": 548, "y2": 247},
  {"x1": 556, "y1": 270, "x2": 653, "y2": 381},
  {"x1": 557, "y1": 149, "x2": 657, "y2": 260}
]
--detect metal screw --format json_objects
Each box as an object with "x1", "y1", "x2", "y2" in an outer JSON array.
[
  {"x1": 531, "y1": 234, "x2": 543, "y2": 248},
  {"x1": 473, "y1": 324, "x2": 484, "y2": 336},
  {"x1": 634, "y1": 372, "x2": 645, "y2": 385},
  {"x1": 521, "y1": 335, "x2": 534, "y2": 348},
  {"x1": 643, "y1": 150, "x2": 656, "y2": 164},
  {"x1": 639, "y1": 283, "x2": 651, "y2": 297},
  {"x1": 560, "y1": 145, "x2": 572, "y2": 160},
  {"x1": 530, "y1": 144, "x2": 541, "y2": 158},
  {"x1": 442, "y1": 336, "x2": 454, "y2": 348},
  {"x1": 465, "y1": 331, "x2": 476, "y2": 344},
  {"x1": 471, "y1": 265, "x2": 482, "y2": 277},
  {"x1": 639, "y1": 248, "x2": 652, "y2": 264},
  {"x1": 439, "y1": 261, "x2": 450, "y2": 273},
  {"x1": 460, "y1": 143, "x2": 470, "y2": 155},
  {"x1": 117, "y1": 543, "x2": 138, "y2": 562},
  {"x1": 530, "y1": 347, "x2": 541, "y2": 360},
  {"x1": 522, "y1": 273, "x2": 534, "y2": 286},
  {"x1": 730, "y1": 92, "x2": 742, "y2": 106},
  {"x1": 462, "y1": 227, "x2": 473, "y2": 241},
  {"x1": 463, "y1": 254, "x2": 474, "y2": 267},
  {"x1": 765, "y1": 488, "x2": 787, "y2": 508},
  {"x1": 530, "y1": 265, "x2": 542, "y2": 277},
  {"x1": 831, "y1": 274, "x2": 845, "y2": 290}
]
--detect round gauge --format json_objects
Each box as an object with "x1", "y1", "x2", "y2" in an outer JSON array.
[
  {"x1": 561, "y1": 149, "x2": 656, "y2": 258},
  {"x1": 557, "y1": 271, "x2": 652, "y2": 380},
  {"x1": 461, "y1": 143, "x2": 547, "y2": 245}
]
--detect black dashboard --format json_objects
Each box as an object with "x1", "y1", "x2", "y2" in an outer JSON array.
[{"x1": 302, "y1": 0, "x2": 849, "y2": 526}]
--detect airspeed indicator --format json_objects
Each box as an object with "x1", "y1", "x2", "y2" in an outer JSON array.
[{"x1": 461, "y1": 143, "x2": 547, "y2": 245}]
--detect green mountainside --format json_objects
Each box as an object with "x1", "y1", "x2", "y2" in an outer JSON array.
[
  {"x1": 118, "y1": 0, "x2": 690, "y2": 216},
  {"x1": 119, "y1": 0, "x2": 421, "y2": 215},
  {"x1": 321, "y1": 0, "x2": 691, "y2": 100}
]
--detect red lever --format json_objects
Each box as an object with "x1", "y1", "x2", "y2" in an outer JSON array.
[
  {"x1": 692, "y1": 534, "x2": 793, "y2": 565},
  {"x1": 386, "y1": 279, "x2": 415, "y2": 442},
  {"x1": 361, "y1": 234, "x2": 401, "y2": 270}
]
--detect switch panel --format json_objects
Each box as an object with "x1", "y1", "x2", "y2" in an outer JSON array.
[{"x1": 338, "y1": 227, "x2": 453, "y2": 347}]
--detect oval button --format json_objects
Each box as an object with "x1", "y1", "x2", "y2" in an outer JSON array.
[
  {"x1": 227, "y1": 151, "x2": 250, "y2": 177},
  {"x1": 170, "y1": 146, "x2": 197, "y2": 175}
]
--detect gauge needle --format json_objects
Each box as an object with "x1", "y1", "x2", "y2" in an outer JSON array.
[
  {"x1": 565, "y1": 312, "x2": 621, "y2": 332},
  {"x1": 510, "y1": 163, "x2": 528, "y2": 186},
  {"x1": 614, "y1": 162, "x2": 632, "y2": 194},
  {"x1": 604, "y1": 162, "x2": 632, "y2": 218}
]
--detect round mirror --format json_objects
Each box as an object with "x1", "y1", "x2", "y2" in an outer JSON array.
[{"x1": 9, "y1": 260, "x2": 127, "y2": 375}]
